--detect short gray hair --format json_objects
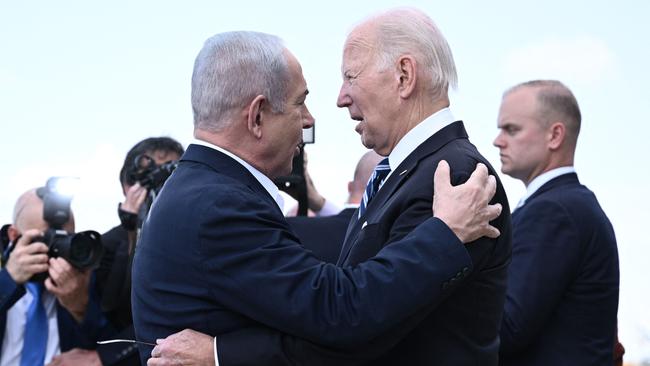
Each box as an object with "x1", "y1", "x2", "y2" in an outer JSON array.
[
  {"x1": 506, "y1": 80, "x2": 582, "y2": 143},
  {"x1": 191, "y1": 31, "x2": 289, "y2": 132},
  {"x1": 366, "y1": 8, "x2": 458, "y2": 101}
]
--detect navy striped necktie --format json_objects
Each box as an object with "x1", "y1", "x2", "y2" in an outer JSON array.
[{"x1": 358, "y1": 158, "x2": 391, "y2": 218}]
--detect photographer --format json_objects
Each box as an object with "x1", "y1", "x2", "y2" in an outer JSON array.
[
  {"x1": 0, "y1": 187, "x2": 110, "y2": 365},
  {"x1": 95, "y1": 137, "x2": 183, "y2": 366}
]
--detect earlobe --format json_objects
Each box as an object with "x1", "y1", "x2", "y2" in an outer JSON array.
[
  {"x1": 247, "y1": 95, "x2": 266, "y2": 139},
  {"x1": 7, "y1": 226, "x2": 19, "y2": 242}
]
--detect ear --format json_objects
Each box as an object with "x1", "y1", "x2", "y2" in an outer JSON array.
[
  {"x1": 347, "y1": 181, "x2": 353, "y2": 195},
  {"x1": 246, "y1": 95, "x2": 266, "y2": 139},
  {"x1": 548, "y1": 122, "x2": 566, "y2": 150},
  {"x1": 7, "y1": 225, "x2": 19, "y2": 242},
  {"x1": 397, "y1": 55, "x2": 417, "y2": 98}
]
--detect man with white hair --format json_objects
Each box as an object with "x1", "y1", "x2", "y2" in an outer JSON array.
[{"x1": 147, "y1": 7, "x2": 511, "y2": 366}]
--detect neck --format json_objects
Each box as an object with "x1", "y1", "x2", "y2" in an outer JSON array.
[{"x1": 194, "y1": 128, "x2": 271, "y2": 177}]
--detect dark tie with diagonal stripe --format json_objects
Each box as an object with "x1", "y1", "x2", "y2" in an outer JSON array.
[{"x1": 358, "y1": 157, "x2": 391, "y2": 218}]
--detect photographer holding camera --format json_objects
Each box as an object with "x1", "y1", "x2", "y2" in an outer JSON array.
[
  {"x1": 0, "y1": 185, "x2": 109, "y2": 366},
  {"x1": 94, "y1": 137, "x2": 183, "y2": 366}
]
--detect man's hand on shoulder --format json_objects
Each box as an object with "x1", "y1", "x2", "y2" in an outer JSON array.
[{"x1": 432, "y1": 160, "x2": 502, "y2": 243}]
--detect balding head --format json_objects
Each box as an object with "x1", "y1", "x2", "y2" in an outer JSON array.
[
  {"x1": 504, "y1": 80, "x2": 581, "y2": 147},
  {"x1": 9, "y1": 188, "x2": 74, "y2": 240},
  {"x1": 349, "y1": 7, "x2": 457, "y2": 101},
  {"x1": 348, "y1": 151, "x2": 384, "y2": 204}
]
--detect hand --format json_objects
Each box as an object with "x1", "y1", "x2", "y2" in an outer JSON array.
[
  {"x1": 120, "y1": 182, "x2": 148, "y2": 214},
  {"x1": 45, "y1": 257, "x2": 90, "y2": 323},
  {"x1": 148, "y1": 329, "x2": 214, "y2": 366},
  {"x1": 47, "y1": 348, "x2": 101, "y2": 366},
  {"x1": 5, "y1": 229, "x2": 49, "y2": 285},
  {"x1": 303, "y1": 151, "x2": 326, "y2": 212},
  {"x1": 432, "y1": 160, "x2": 502, "y2": 243}
]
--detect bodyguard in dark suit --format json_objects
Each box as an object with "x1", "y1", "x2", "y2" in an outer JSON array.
[
  {"x1": 493, "y1": 80, "x2": 619, "y2": 365},
  {"x1": 137, "y1": 29, "x2": 503, "y2": 366},
  {"x1": 148, "y1": 9, "x2": 510, "y2": 366}
]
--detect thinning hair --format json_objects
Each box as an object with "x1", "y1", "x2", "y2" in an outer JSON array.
[
  {"x1": 360, "y1": 7, "x2": 458, "y2": 101},
  {"x1": 191, "y1": 31, "x2": 290, "y2": 132},
  {"x1": 506, "y1": 80, "x2": 582, "y2": 143}
]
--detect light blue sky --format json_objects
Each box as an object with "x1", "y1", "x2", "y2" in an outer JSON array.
[{"x1": 1, "y1": 0, "x2": 649, "y2": 361}]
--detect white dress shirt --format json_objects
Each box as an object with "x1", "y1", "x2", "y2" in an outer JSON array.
[
  {"x1": 515, "y1": 166, "x2": 576, "y2": 209},
  {"x1": 1, "y1": 286, "x2": 60, "y2": 366},
  {"x1": 191, "y1": 139, "x2": 284, "y2": 211},
  {"x1": 385, "y1": 107, "x2": 458, "y2": 180}
]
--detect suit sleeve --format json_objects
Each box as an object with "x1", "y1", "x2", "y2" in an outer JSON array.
[
  {"x1": 0, "y1": 268, "x2": 26, "y2": 313},
  {"x1": 499, "y1": 199, "x2": 580, "y2": 353},
  {"x1": 198, "y1": 186, "x2": 471, "y2": 350}
]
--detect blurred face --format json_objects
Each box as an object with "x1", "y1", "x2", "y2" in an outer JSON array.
[
  {"x1": 263, "y1": 50, "x2": 315, "y2": 178},
  {"x1": 147, "y1": 149, "x2": 181, "y2": 166},
  {"x1": 493, "y1": 87, "x2": 550, "y2": 185},
  {"x1": 337, "y1": 29, "x2": 401, "y2": 156}
]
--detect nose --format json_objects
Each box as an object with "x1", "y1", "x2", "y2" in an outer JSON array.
[
  {"x1": 493, "y1": 131, "x2": 505, "y2": 148},
  {"x1": 303, "y1": 106, "x2": 315, "y2": 129},
  {"x1": 336, "y1": 83, "x2": 351, "y2": 108}
]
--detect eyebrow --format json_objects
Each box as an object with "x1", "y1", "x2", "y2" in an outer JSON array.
[{"x1": 295, "y1": 89, "x2": 309, "y2": 102}]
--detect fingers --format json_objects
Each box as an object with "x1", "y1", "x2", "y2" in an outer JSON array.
[
  {"x1": 466, "y1": 162, "x2": 489, "y2": 187},
  {"x1": 484, "y1": 174, "x2": 497, "y2": 203},
  {"x1": 15, "y1": 229, "x2": 45, "y2": 248},
  {"x1": 433, "y1": 160, "x2": 451, "y2": 190}
]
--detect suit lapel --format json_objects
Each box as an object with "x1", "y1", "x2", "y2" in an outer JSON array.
[{"x1": 337, "y1": 121, "x2": 469, "y2": 265}]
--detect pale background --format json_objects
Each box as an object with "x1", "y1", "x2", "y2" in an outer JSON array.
[{"x1": 1, "y1": 0, "x2": 648, "y2": 362}]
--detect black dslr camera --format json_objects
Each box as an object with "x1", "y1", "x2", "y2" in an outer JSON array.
[
  {"x1": 28, "y1": 177, "x2": 104, "y2": 281},
  {"x1": 128, "y1": 154, "x2": 178, "y2": 194},
  {"x1": 273, "y1": 126, "x2": 315, "y2": 216}
]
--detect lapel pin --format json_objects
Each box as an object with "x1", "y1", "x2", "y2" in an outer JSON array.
[
  {"x1": 399, "y1": 169, "x2": 408, "y2": 176},
  {"x1": 361, "y1": 221, "x2": 368, "y2": 229}
]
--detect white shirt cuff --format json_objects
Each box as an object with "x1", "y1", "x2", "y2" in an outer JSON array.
[
  {"x1": 214, "y1": 336, "x2": 219, "y2": 366},
  {"x1": 316, "y1": 199, "x2": 341, "y2": 217}
]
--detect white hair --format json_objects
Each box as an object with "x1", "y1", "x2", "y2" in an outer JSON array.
[
  {"x1": 191, "y1": 31, "x2": 289, "y2": 132},
  {"x1": 367, "y1": 8, "x2": 458, "y2": 100}
]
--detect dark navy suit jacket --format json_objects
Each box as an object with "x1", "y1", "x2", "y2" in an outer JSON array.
[
  {"x1": 0, "y1": 268, "x2": 111, "y2": 357},
  {"x1": 499, "y1": 173, "x2": 619, "y2": 365},
  {"x1": 287, "y1": 208, "x2": 355, "y2": 263},
  {"x1": 216, "y1": 121, "x2": 513, "y2": 365},
  {"x1": 131, "y1": 144, "x2": 474, "y2": 364}
]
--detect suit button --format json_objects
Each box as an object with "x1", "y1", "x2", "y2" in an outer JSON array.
[
  {"x1": 455, "y1": 272, "x2": 462, "y2": 279},
  {"x1": 463, "y1": 267, "x2": 470, "y2": 274},
  {"x1": 442, "y1": 281, "x2": 449, "y2": 290}
]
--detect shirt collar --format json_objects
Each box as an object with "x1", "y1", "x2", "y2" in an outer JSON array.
[
  {"x1": 191, "y1": 138, "x2": 284, "y2": 210},
  {"x1": 518, "y1": 166, "x2": 576, "y2": 207},
  {"x1": 387, "y1": 107, "x2": 457, "y2": 172}
]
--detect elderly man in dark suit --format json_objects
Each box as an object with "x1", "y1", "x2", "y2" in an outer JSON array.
[
  {"x1": 493, "y1": 80, "x2": 619, "y2": 365},
  {"x1": 146, "y1": 7, "x2": 511, "y2": 366}
]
